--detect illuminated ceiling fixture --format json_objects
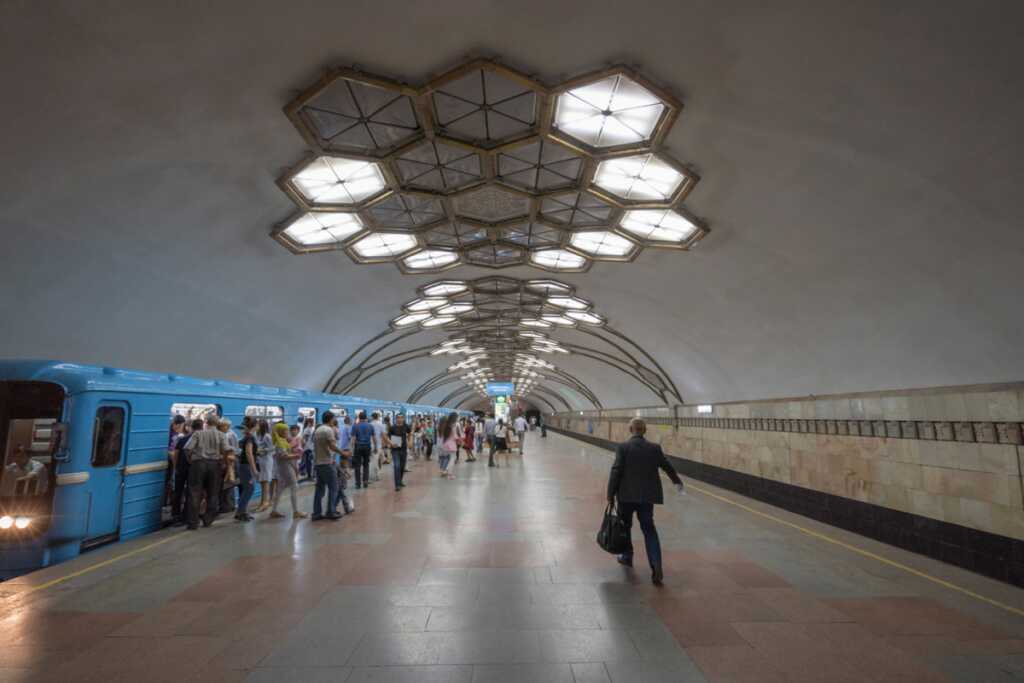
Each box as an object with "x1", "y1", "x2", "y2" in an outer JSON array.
[
  {"x1": 592, "y1": 153, "x2": 691, "y2": 204},
  {"x1": 530, "y1": 248, "x2": 588, "y2": 272},
  {"x1": 566, "y1": 310, "x2": 605, "y2": 325},
  {"x1": 422, "y1": 315, "x2": 456, "y2": 328},
  {"x1": 274, "y1": 212, "x2": 365, "y2": 253},
  {"x1": 351, "y1": 232, "x2": 418, "y2": 260},
  {"x1": 405, "y1": 297, "x2": 448, "y2": 312},
  {"x1": 437, "y1": 303, "x2": 474, "y2": 316},
  {"x1": 569, "y1": 231, "x2": 637, "y2": 258},
  {"x1": 284, "y1": 155, "x2": 388, "y2": 207},
  {"x1": 275, "y1": 58, "x2": 708, "y2": 272},
  {"x1": 546, "y1": 295, "x2": 589, "y2": 310},
  {"x1": 422, "y1": 280, "x2": 469, "y2": 297},
  {"x1": 392, "y1": 312, "x2": 431, "y2": 327},
  {"x1": 401, "y1": 249, "x2": 460, "y2": 272},
  {"x1": 552, "y1": 70, "x2": 669, "y2": 150},
  {"x1": 618, "y1": 208, "x2": 705, "y2": 247},
  {"x1": 519, "y1": 318, "x2": 552, "y2": 328},
  {"x1": 540, "y1": 314, "x2": 576, "y2": 327}
]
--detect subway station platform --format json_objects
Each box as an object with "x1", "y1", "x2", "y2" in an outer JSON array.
[{"x1": 2, "y1": 432, "x2": 1024, "y2": 683}]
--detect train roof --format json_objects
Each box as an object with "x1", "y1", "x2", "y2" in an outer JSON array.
[{"x1": 0, "y1": 360, "x2": 462, "y2": 412}]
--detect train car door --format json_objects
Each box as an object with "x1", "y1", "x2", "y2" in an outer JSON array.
[{"x1": 85, "y1": 400, "x2": 129, "y2": 542}]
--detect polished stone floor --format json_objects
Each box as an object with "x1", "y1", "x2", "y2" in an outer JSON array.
[{"x1": 2, "y1": 432, "x2": 1024, "y2": 682}]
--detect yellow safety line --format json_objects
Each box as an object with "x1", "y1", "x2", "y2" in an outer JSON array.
[
  {"x1": 686, "y1": 482, "x2": 1024, "y2": 618},
  {"x1": 19, "y1": 531, "x2": 187, "y2": 594}
]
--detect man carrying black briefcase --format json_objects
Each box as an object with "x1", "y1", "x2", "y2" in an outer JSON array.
[{"x1": 606, "y1": 418, "x2": 684, "y2": 585}]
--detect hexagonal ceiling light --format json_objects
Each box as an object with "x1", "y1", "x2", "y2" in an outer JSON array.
[{"x1": 273, "y1": 57, "x2": 708, "y2": 273}]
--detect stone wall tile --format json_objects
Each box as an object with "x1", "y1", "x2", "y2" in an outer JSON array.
[
  {"x1": 883, "y1": 396, "x2": 911, "y2": 419},
  {"x1": 976, "y1": 444, "x2": 1019, "y2": 475},
  {"x1": 863, "y1": 397, "x2": 884, "y2": 419},
  {"x1": 849, "y1": 399, "x2": 865, "y2": 419},
  {"x1": 990, "y1": 503, "x2": 1024, "y2": 541},
  {"x1": 909, "y1": 489, "x2": 948, "y2": 521}
]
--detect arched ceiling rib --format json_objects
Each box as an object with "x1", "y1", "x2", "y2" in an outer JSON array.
[{"x1": 323, "y1": 276, "x2": 673, "y2": 408}]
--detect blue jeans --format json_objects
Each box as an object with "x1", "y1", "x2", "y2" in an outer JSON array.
[
  {"x1": 313, "y1": 464, "x2": 338, "y2": 518},
  {"x1": 438, "y1": 453, "x2": 451, "y2": 472},
  {"x1": 617, "y1": 501, "x2": 662, "y2": 568},
  {"x1": 333, "y1": 466, "x2": 352, "y2": 513},
  {"x1": 237, "y1": 463, "x2": 255, "y2": 516},
  {"x1": 393, "y1": 449, "x2": 407, "y2": 489}
]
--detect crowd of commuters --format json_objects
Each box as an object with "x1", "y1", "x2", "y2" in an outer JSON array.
[{"x1": 164, "y1": 409, "x2": 542, "y2": 529}]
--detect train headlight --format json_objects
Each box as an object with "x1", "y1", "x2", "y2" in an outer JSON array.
[
  {"x1": 14, "y1": 517, "x2": 30, "y2": 529},
  {"x1": 0, "y1": 516, "x2": 12, "y2": 529}
]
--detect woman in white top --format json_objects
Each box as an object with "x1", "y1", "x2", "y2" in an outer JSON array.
[
  {"x1": 493, "y1": 419, "x2": 510, "y2": 467},
  {"x1": 453, "y1": 417, "x2": 465, "y2": 463},
  {"x1": 254, "y1": 419, "x2": 275, "y2": 512}
]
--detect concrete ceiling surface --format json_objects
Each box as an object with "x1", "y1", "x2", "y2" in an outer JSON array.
[{"x1": 1, "y1": 0, "x2": 1022, "y2": 408}]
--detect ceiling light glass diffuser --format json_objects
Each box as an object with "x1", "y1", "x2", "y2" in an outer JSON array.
[
  {"x1": 569, "y1": 231, "x2": 635, "y2": 257},
  {"x1": 422, "y1": 315, "x2": 456, "y2": 328},
  {"x1": 402, "y1": 249, "x2": 459, "y2": 271},
  {"x1": 405, "y1": 297, "x2": 449, "y2": 312},
  {"x1": 392, "y1": 312, "x2": 431, "y2": 327},
  {"x1": 541, "y1": 314, "x2": 575, "y2": 326},
  {"x1": 519, "y1": 318, "x2": 552, "y2": 328},
  {"x1": 282, "y1": 212, "x2": 364, "y2": 246},
  {"x1": 619, "y1": 209, "x2": 699, "y2": 243},
  {"x1": 422, "y1": 280, "x2": 469, "y2": 297},
  {"x1": 438, "y1": 303, "x2": 474, "y2": 315},
  {"x1": 554, "y1": 74, "x2": 665, "y2": 148},
  {"x1": 530, "y1": 249, "x2": 587, "y2": 271},
  {"x1": 546, "y1": 295, "x2": 589, "y2": 310},
  {"x1": 291, "y1": 156, "x2": 387, "y2": 205},
  {"x1": 351, "y1": 232, "x2": 418, "y2": 259},
  {"x1": 593, "y1": 154, "x2": 685, "y2": 202},
  {"x1": 566, "y1": 310, "x2": 605, "y2": 325}
]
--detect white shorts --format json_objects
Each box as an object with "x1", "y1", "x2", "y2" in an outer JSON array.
[{"x1": 258, "y1": 454, "x2": 274, "y2": 482}]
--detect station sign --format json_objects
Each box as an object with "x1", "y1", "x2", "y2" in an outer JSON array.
[{"x1": 486, "y1": 381, "x2": 514, "y2": 396}]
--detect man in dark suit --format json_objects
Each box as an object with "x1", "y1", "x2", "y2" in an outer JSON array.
[{"x1": 607, "y1": 418, "x2": 684, "y2": 585}]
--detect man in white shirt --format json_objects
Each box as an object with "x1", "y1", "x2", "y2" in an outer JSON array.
[
  {"x1": 483, "y1": 414, "x2": 497, "y2": 467},
  {"x1": 514, "y1": 414, "x2": 528, "y2": 455},
  {"x1": 370, "y1": 413, "x2": 385, "y2": 481},
  {"x1": 0, "y1": 446, "x2": 48, "y2": 497}
]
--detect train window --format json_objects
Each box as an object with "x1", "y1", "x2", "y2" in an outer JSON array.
[
  {"x1": 0, "y1": 419, "x2": 54, "y2": 497},
  {"x1": 330, "y1": 406, "x2": 348, "y2": 419},
  {"x1": 91, "y1": 407, "x2": 125, "y2": 468},
  {"x1": 298, "y1": 407, "x2": 317, "y2": 423},
  {"x1": 170, "y1": 403, "x2": 219, "y2": 421},
  {"x1": 245, "y1": 406, "x2": 284, "y2": 423}
]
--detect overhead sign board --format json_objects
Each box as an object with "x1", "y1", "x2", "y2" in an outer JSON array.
[{"x1": 486, "y1": 382, "x2": 514, "y2": 396}]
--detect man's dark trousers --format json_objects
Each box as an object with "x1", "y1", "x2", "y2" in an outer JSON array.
[
  {"x1": 187, "y1": 458, "x2": 221, "y2": 528},
  {"x1": 353, "y1": 444, "x2": 371, "y2": 488},
  {"x1": 392, "y1": 448, "x2": 407, "y2": 489},
  {"x1": 617, "y1": 501, "x2": 662, "y2": 568}
]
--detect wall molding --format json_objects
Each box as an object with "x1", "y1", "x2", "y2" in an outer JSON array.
[{"x1": 585, "y1": 415, "x2": 1024, "y2": 445}]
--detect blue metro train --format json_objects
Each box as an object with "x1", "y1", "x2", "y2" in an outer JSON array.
[{"x1": 0, "y1": 360, "x2": 468, "y2": 579}]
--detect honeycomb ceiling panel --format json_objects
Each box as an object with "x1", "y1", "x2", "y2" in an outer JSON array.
[
  {"x1": 363, "y1": 193, "x2": 446, "y2": 230},
  {"x1": 496, "y1": 138, "x2": 584, "y2": 194},
  {"x1": 452, "y1": 184, "x2": 531, "y2": 222},
  {"x1": 274, "y1": 57, "x2": 706, "y2": 275}
]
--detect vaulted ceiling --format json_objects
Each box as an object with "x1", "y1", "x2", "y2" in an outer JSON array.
[{"x1": 1, "y1": 0, "x2": 1022, "y2": 412}]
